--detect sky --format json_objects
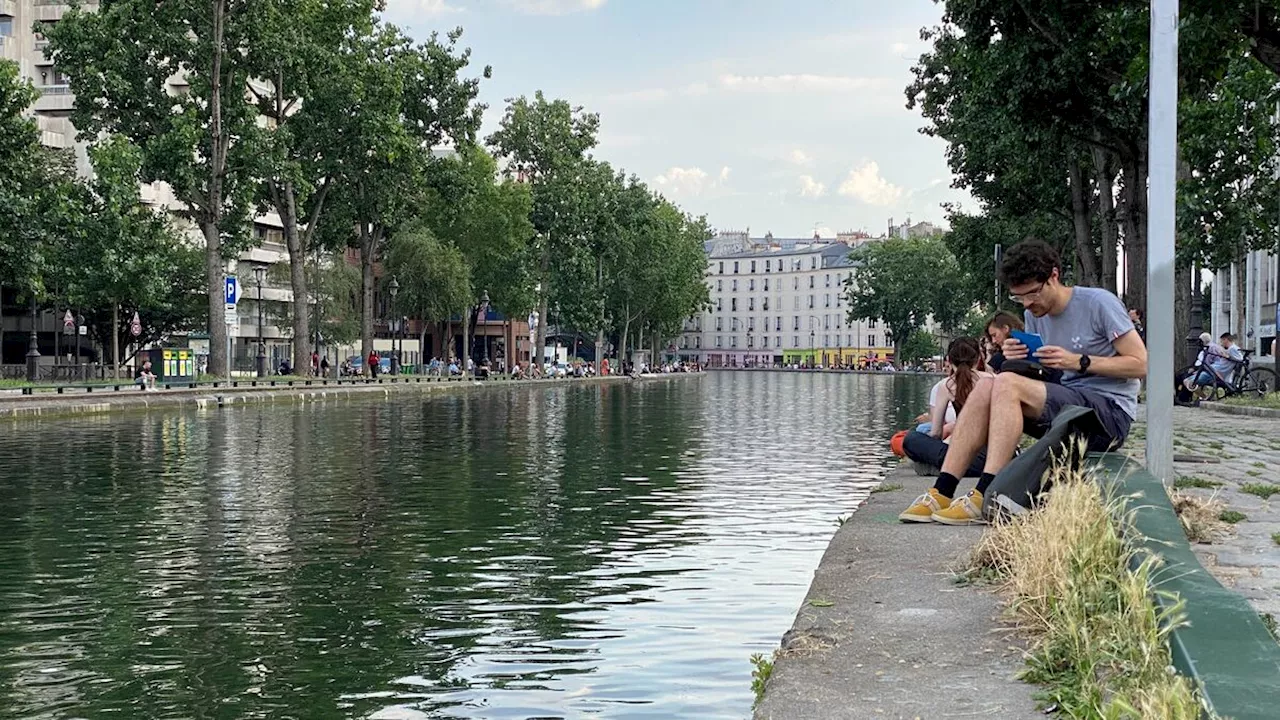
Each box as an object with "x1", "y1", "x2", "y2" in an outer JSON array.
[{"x1": 380, "y1": 0, "x2": 974, "y2": 239}]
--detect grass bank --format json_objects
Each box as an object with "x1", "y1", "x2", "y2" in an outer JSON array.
[
  {"x1": 966, "y1": 462, "x2": 1206, "y2": 719},
  {"x1": 1224, "y1": 392, "x2": 1280, "y2": 410}
]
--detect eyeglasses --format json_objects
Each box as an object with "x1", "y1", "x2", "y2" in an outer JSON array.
[{"x1": 1008, "y1": 280, "x2": 1047, "y2": 303}]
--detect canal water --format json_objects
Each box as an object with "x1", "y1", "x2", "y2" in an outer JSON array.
[{"x1": 0, "y1": 372, "x2": 929, "y2": 719}]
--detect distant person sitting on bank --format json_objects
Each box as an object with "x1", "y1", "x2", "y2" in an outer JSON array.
[
  {"x1": 1189, "y1": 332, "x2": 1244, "y2": 388},
  {"x1": 900, "y1": 239, "x2": 1147, "y2": 525},
  {"x1": 984, "y1": 311, "x2": 1024, "y2": 372},
  {"x1": 135, "y1": 360, "x2": 156, "y2": 391},
  {"x1": 1129, "y1": 308, "x2": 1146, "y2": 342}
]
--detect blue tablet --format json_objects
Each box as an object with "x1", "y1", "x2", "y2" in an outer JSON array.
[{"x1": 1010, "y1": 330, "x2": 1044, "y2": 356}]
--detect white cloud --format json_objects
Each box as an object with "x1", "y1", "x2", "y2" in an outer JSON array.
[
  {"x1": 385, "y1": 0, "x2": 461, "y2": 16},
  {"x1": 682, "y1": 82, "x2": 710, "y2": 96},
  {"x1": 718, "y1": 73, "x2": 886, "y2": 93},
  {"x1": 652, "y1": 165, "x2": 730, "y2": 196},
  {"x1": 891, "y1": 42, "x2": 910, "y2": 54},
  {"x1": 502, "y1": 0, "x2": 605, "y2": 15},
  {"x1": 788, "y1": 149, "x2": 813, "y2": 167},
  {"x1": 797, "y1": 175, "x2": 826, "y2": 197},
  {"x1": 838, "y1": 162, "x2": 903, "y2": 206}
]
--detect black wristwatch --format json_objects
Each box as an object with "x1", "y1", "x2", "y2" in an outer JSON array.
[{"x1": 1078, "y1": 354, "x2": 1091, "y2": 374}]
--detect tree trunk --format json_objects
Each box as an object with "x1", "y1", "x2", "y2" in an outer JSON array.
[
  {"x1": 277, "y1": 181, "x2": 311, "y2": 377},
  {"x1": 1069, "y1": 156, "x2": 1100, "y2": 287},
  {"x1": 1176, "y1": 263, "x2": 1191, "y2": 364},
  {"x1": 359, "y1": 224, "x2": 376, "y2": 375},
  {"x1": 620, "y1": 304, "x2": 631, "y2": 367},
  {"x1": 111, "y1": 303, "x2": 120, "y2": 380},
  {"x1": 1093, "y1": 148, "x2": 1119, "y2": 294},
  {"x1": 203, "y1": 0, "x2": 228, "y2": 378},
  {"x1": 1120, "y1": 148, "x2": 1148, "y2": 314},
  {"x1": 595, "y1": 255, "x2": 604, "y2": 375}
]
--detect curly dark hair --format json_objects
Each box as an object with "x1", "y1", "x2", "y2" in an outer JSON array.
[{"x1": 1000, "y1": 238, "x2": 1060, "y2": 287}]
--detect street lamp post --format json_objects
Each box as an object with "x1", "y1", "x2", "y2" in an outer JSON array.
[
  {"x1": 388, "y1": 277, "x2": 400, "y2": 375},
  {"x1": 25, "y1": 293, "x2": 40, "y2": 383},
  {"x1": 746, "y1": 331, "x2": 753, "y2": 367},
  {"x1": 253, "y1": 264, "x2": 267, "y2": 377},
  {"x1": 809, "y1": 329, "x2": 815, "y2": 368}
]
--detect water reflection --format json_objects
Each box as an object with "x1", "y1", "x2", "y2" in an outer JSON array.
[{"x1": 0, "y1": 372, "x2": 930, "y2": 719}]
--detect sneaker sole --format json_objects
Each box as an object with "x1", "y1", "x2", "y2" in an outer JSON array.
[
  {"x1": 898, "y1": 512, "x2": 937, "y2": 523},
  {"x1": 931, "y1": 513, "x2": 986, "y2": 526}
]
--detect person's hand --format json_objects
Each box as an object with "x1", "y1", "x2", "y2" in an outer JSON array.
[
  {"x1": 1034, "y1": 345, "x2": 1081, "y2": 370},
  {"x1": 941, "y1": 422, "x2": 955, "y2": 439},
  {"x1": 914, "y1": 411, "x2": 929, "y2": 424},
  {"x1": 1002, "y1": 337, "x2": 1029, "y2": 361}
]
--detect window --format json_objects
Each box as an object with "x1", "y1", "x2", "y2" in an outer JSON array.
[
  {"x1": 836, "y1": 294, "x2": 842, "y2": 308},
  {"x1": 749, "y1": 279, "x2": 755, "y2": 291},
  {"x1": 793, "y1": 335, "x2": 800, "y2": 347},
  {"x1": 868, "y1": 334, "x2": 877, "y2": 346},
  {"x1": 750, "y1": 260, "x2": 756, "y2": 273},
  {"x1": 733, "y1": 261, "x2": 739, "y2": 274},
  {"x1": 716, "y1": 336, "x2": 723, "y2": 348},
  {"x1": 731, "y1": 298, "x2": 738, "y2": 311},
  {"x1": 762, "y1": 297, "x2": 769, "y2": 311},
  {"x1": 748, "y1": 297, "x2": 755, "y2": 311},
  {"x1": 717, "y1": 298, "x2": 723, "y2": 311},
  {"x1": 793, "y1": 277, "x2": 799, "y2": 290},
  {"x1": 808, "y1": 295, "x2": 814, "y2": 309},
  {"x1": 824, "y1": 294, "x2": 830, "y2": 308},
  {"x1": 792, "y1": 316, "x2": 800, "y2": 330},
  {"x1": 824, "y1": 334, "x2": 830, "y2": 346},
  {"x1": 695, "y1": 336, "x2": 701, "y2": 348},
  {"x1": 763, "y1": 336, "x2": 769, "y2": 348},
  {"x1": 809, "y1": 276, "x2": 815, "y2": 289},
  {"x1": 775, "y1": 317, "x2": 782, "y2": 331},
  {"x1": 825, "y1": 274, "x2": 831, "y2": 287},
  {"x1": 0, "y1": 19, "x2": 12, "y2": 37},
  {"x1": 732, "y1": 279, "x2": 738, "y2": 292},
  {"x1": 748, "y1": 317, "x2": 756, "y2": 330},
  {"x1": 776, "y1": 336, "x2": 782, "y2": 348},
  {"x1": 716, "y1": 318, "x2": 723, "y2": 331},
  {"x1": 763, "y1": 278, "x2": 769, "y2": 291},
  {"x1": 868, "y1": 319, "x2": 877, "y2": 329},
  {"x1": 810, "y1": 257, "x2": 817, "y2": 269},
  {"x1": 824, "y1": 315, "x2": 830, "y2": 329},
  {"x1": 717, "y1": 279, "x2": 723, "y2": 292},
  {"x1": 764, "y1": 261, "x2": 770, "y2": 273},
  {"x1": 731, "y1": 336, "x2": 738, "y2": 348},
  {"x1": 718, "y1": 262, "x2": 724, "y2": 274},
  {"x1": 793, "y1": 297, "x2": 799, "y2": 310}
]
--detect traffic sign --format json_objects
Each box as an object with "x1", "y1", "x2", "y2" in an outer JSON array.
[
  {"x1": 130, "y1": 311, "x2": 142, "y2": 337},
  {"x1": 63, "y1": 310, "x2": 74, "y2": 330},
  {"x1": 224, "y1": 306, "x2": 237, "y2": 325},
  {"x1": 225, "y1": 276, "x2": 239, "y2": 308}
]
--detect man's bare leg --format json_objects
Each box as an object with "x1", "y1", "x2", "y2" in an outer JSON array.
[
  {"x1": 981, "y1": 373, "x2": 1049, "y2": 476},
  {"x1": 938, "y1": 376, "x2": 994, "y2": 480}
]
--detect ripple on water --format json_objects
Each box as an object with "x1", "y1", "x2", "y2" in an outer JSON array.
[{"x1": 0, "y1": 372, "x2": 929, "y2": 719}]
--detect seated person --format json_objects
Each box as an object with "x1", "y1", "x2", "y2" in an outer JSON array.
[
  {"x1": 984, "y1": 311, "x2": 1024, "y2": 372},
  {"x1": 915, "y1": 362, "x2": 958, "y2": 435},
  {"x1": 901, "y1": 239, "x2": 1146, "y2": 525},
  {"x1": 1188, "y1": 332, "x2": 1243, "y2": 388},
  {"x1": 899, "y1": 338, "x2": 993, "y2": 497},
  {"x1": 134, "y1": 360, "x2": 157, "y2": 390}
]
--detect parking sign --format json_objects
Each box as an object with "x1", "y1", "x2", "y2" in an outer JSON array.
[{"x1": 225, "y1": 276, "x2": 239, "y2": 308}]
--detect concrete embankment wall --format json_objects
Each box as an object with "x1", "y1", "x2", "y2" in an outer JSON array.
[{"x1": 0, "y1": 374, "x2": 693, "y2": 421}]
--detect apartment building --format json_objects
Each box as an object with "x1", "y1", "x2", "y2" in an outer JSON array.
[
  {"x1": 678, "y1": 232, "x2": 896, "y2": 368},
  {"x1": 1210, "y1": 249, "x2": 1278, "y2": 361}
]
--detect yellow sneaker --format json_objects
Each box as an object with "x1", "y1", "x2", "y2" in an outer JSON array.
[
  {"x1": 932, "y1": 490, "x2": 986, "y2": 525},
  {"x1": 898, "y1": 488, "x2": 951, "y2": 523}
]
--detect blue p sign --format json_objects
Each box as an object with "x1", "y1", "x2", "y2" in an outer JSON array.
[{"x1": 225, "y1": 276, "x2": 238, "y2": 306}]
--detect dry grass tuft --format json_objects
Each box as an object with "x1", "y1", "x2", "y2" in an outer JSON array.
[
  {"x1": 1169, "y1": 491, "x2": 1231, "y2": 544},
  {"x1": 968, "y1": 458, "x2": 1203, "y2": 719}
]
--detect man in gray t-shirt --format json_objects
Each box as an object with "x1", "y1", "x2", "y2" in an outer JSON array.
[{"x1": 899, "y1": 239, "x2": 1148, "y2": 526}]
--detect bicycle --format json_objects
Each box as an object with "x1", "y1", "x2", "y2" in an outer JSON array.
[{"x1": 1178, "y1": 347, "x2": 1277, "y2": 402}]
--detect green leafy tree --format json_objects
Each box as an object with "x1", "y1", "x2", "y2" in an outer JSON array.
[
  {"x1": 487, "y1": 91, "x2": 601, "y2": 365},
  {"x1": 0, "y1": 61, "x2": 45, "y2": 298},
  {"x1": 49, "y1": 137, "x2": 204, "y2": 374},
  {"x1": 844, "y1": 236, "x2": 968, "y2": 364},
  {"x1": 384, "y1": 223, "x2": 472, "y2": 363},
  {"x1": 898, "y1": 329, "x2": 940, "y2": 366},
  {"x1": 47, "y1": 0, "x2": 264, "y2": 377},
  {"x1": 243, "y1": 0, "x2": 381, "y2": 374}
]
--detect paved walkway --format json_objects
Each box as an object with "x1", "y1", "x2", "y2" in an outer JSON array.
[
  {"x1": 755, "y1": 467, "x2": 1041, "y2": 720},
  {"x1": 1127, "y1": 406, "x2": 1280, "y2": 618}
]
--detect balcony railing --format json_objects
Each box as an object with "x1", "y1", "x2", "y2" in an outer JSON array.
[
  {"x1": 33, "y1": 0, "x2": 71, "y2": 5},
  {"x1": 38, "y1": 85, "x2": 72, "y2": 95}
]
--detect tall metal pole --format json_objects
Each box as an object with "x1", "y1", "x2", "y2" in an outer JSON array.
[
  {"x1": 1147, "y1": 0, "x2": 1178, "y2": 483},
  {"x1": 25, "y1": 293, "x2": 40, "y2": 382}
]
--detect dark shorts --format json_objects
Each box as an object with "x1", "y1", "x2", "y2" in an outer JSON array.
[{"x1": 1024, "y1": 383, "x2": 1133, "y2": 452}]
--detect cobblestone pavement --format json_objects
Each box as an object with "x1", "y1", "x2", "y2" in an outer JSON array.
[{"x1": 1127, "y1": 406, "x2": 1280, "y2": 618}]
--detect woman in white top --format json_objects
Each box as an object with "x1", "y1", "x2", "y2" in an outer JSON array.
[{"x1": 928, "y1": 337, "x2": 993, "y2": 440}]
